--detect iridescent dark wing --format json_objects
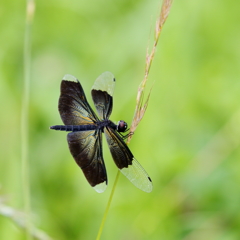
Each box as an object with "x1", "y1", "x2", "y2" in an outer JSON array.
[
  {"x1": 104, "y1": 126, "x2": 153, "y2": 193},
  {"x1": 91, "y1": 72, "x2": 115, "y2": 120},
  {"x1": 67, "y1": 130, "x2": 107, "y2": 193},
  {"x1": 59, "y1": 74, "x2": 99, "y2": 125},
  {"x1": 59, "y1": 74, "x2": 107, "y2": 192}
]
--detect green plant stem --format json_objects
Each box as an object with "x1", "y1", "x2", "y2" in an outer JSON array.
[
  {"x1": 96, "y1": 171, "x2": 120, "y2": 240},
  {"x1": 21, "y1": 1, "x2": 35, "y2": 239}
]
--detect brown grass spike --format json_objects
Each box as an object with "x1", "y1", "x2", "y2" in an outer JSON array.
[{"x1": 127, "y1": 0, "x2": 173, "y2": 143}]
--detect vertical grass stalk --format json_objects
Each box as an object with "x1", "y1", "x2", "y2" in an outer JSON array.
[
  {"x1": 96, "y1": 171, "x2": 120, "y2": 240},
  {"x1": 21, "y1": 1, "x2": 35, "y2": 239}
]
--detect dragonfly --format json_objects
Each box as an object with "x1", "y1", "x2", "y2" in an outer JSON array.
[{"x1": 50, "y1": 72, "x2": 152, "y2": 193}]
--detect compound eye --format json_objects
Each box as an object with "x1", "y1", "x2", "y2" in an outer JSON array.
[{"x1": 117, "y1": 120, "x2": 127, "y2": 132}]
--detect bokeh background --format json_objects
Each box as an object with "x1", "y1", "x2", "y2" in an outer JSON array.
[{"x1": 1, "y1": 0, "x2": 240, "y2": 239}]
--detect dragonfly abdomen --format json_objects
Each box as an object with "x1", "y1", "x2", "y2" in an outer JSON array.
[{"x1": 50, "y1": 124, "x2": 97, "y2": 132}]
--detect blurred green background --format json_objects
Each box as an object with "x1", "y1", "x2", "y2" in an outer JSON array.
[{"x1": 1, "y1": 0, "x2": 240, "y2": 239}]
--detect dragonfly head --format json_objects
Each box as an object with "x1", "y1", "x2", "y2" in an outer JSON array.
[{"x1": 117, "y1": 120, "x2": 128, "y2": 132}]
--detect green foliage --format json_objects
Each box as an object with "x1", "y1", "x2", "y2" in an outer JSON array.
[{"x1": 1, "y1": 0, "x2": 240, "y2": 239}]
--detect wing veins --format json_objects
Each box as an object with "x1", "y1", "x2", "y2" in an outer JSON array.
[{"x1": 61, "y1": 94, "x2": 97, "y2": 121}]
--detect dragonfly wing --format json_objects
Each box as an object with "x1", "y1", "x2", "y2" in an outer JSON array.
[
  {"x1": 104, "y1": 127, "x2": 153, "y2": 193},
  {"x1": 91, "y1": 72, "x2": 115, "y2": 119},
  {"x1": 59, "y1": 74, "x2": 99, "y2": 125},
  {"x1": 67, "y1": 130, "x2": 107, "y2": 193}
]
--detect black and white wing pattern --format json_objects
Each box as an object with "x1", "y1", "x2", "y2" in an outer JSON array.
[
  {"x1": 104, "y1": 127, "x2": 153, "y2": 193},
  {"x1": 91, "y1": 72, "x2": 115, "y2": 120},
  {"x1": 59, "y1": 74, "x2": 99, "y2": 125}
]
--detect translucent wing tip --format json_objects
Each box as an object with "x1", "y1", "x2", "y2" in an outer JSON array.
[
  {"x1": 99, "y1": 71, "x2": 115, "y2": 82},
  {"x1": 133, "y1": 175, "x2": 153, "y2": 193},
  {"x1": 92, "y1": 71, "x2": 115, "y2": 96},
  {"x1": 63, "y1": 74, "x2": 78, "y2": 82},
  {"x1": 141, "y1": 178, "x2": 153, "y2": 193},
  {"x1": 120, "y1": 159, "x2": 153, "y2": 193},
  {"x1": 93, "y1": 181, "x2": 107, "y2": 193}
]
